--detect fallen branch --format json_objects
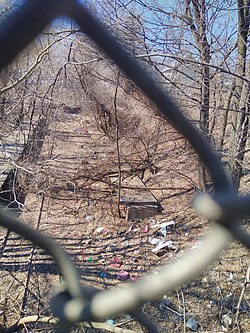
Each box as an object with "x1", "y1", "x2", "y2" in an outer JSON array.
[
  {"x1": 3, "y1": 315, "x2": 138, "y2": 333},
  {"x1": 235, "y1": 265, "x2": 250, "y2": 325}
]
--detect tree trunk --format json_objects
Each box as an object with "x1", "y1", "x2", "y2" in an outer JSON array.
[
  {"x1": 227, "y1": 0, "x2": 250, "y2": 188},
  {"x1": 185, "y1": 0, "x2": 211, "y2": 191},
  {"x1": 231, "y1": 96, "x2": 250, "y2": 188},
  {"x1": 218, "y1": 83, "x2": 236, "y2": 152}
]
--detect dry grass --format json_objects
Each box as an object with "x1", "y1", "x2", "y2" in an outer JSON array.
[{"x1": 0, "y1": 88, "x2": 249, "y2": 333}]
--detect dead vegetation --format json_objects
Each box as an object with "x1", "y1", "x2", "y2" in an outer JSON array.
[
  {"x1": 0, "y1": 83, "x2": 249, "y2": 332},
  {"x1": 0, "y1": 6, "x2": 249, "y2": 332}
]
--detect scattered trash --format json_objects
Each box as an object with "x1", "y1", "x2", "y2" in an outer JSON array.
[
  {"x1": 221, "y1": 313, "x2": 232, "y2": 330},
  {"x1": 106, "y1": 319, "x2": 115, "y2": 325},
  {"x1": 99, "y1": 272, "x2": 107, "y2": 279},
  {"x1": 117, "y1": 270, "x2": 130, "y2": 281},
  {"x1": 149, "y1": 237, "x2": 161, "y2": 246},
  {"x1": 85, "y1": 215, "x2": 93, "y2": 222},
  {"x1": 151, "y1": 220, "x2": 175, "y2": 229},
  {"x1": 124, "y1": 240, "x2": 130, "y2": 247},
  {"x1": 95, "y1": 226, "x2": 110, "y2": 234},
  {"x1": 149, "y1": 237, "x2": 177, "y2": 254},
  {"x1": 159, "y1": 225, "x2": 167, "y2": 237},
  {"x1": 87, "y1": 257, "x2": 93, "y2": 262},
  {"x1": 81, "y1": 249, "x2": 84, "y2": 260},
  {"x1": 151, "y1": 239, "x2": 177, "y2": 253},
  {"x1": 141, "y1": 224, "x2": 149, "y2": 233},
  {"x1": 186, "y1": 317, "x2": 198, "y2": 331},
  {"x1": 110, "y1": 258, "x2": 123, "y2": 268}
]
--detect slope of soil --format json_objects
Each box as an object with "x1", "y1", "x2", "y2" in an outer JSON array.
[{"x1": 0, "y1": 104, "x2": 249, "y2": 333}]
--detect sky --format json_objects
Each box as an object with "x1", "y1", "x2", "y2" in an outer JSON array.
[{"x1": 0, "y1": 0, "x2": 239, "y2": 64}]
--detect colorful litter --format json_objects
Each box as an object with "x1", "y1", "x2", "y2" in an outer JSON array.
[
  {"x1": 110, "y1": 258, "x2": 123, "y2": 268},
  {"x1": 99, "y1": 272, "x2": 107, "y2": 279},
  {"x1": 149, "y1": 237, "x2": 177, "y2": 253},
  {"x1": 106, "y1": 319, "x2": 115, "y2": 326},
  {"x1": 152, "y1": 239, "x2": 177, "y2": 253},
  {"x1": 141, "y1": 224, "x2": 149, "y2": 233},
  {"x1": 117, "y1": 270, "x2": 130, "y2": 281}
]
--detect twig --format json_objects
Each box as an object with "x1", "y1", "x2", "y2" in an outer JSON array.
[
  {"x1": 113, "y1": 71, "x2": 122, "y2": 217},
  {"x1": 20, "y1": 195, "x2": 46, "y2": 313},
  {"x1": 180, "y1": 290, "x2": 186, "y2": 333},
  {"x1": 234, "y1": 265, "x2": 250, "y2": 325},
  {"x1": 0, "y1": 33, "x2": 72, "y2": 94},
  {"x1": 135, "y1": 52, "x2": 250, "y2": 84}
]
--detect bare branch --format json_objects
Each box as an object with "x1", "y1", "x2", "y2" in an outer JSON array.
[
  {"x1": 135, "y1": 52, "x2": 250, "y2": 83},
  {"x1": 0, "y1": 32, "x2": 72, "y2": 94}
]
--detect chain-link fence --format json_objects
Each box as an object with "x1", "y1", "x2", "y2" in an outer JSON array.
[{"x1": 0, "y1": 1, "x2": 249, "y2": 332}]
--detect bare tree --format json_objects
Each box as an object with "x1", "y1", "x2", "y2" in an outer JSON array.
[{"x1": 227, "y1": 0, "x2": 250, "y2": 189}]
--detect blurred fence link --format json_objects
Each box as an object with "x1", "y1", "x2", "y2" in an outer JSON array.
[{"x1": 0, "y1": 1, "x2": 249, "y2": 332}]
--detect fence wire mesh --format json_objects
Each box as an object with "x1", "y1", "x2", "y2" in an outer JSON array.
[{"x1": 0, "y1": 1, "x2": 249, "y2": 332}]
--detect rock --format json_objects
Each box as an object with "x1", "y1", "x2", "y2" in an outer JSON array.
[
  {"x1": 85, "y1": 215, "x2": 93, "y2": 222},
  {"x1": 221, "y1": 313, "x2": 232, "y2": 330},
  {"x1": 186, "y1": 317, "x2": 198, "y2": 331}
]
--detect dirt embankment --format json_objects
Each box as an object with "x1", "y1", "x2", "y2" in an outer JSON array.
[{"x1": 0, "y1": 103, "x2": 249, "y2": 332}]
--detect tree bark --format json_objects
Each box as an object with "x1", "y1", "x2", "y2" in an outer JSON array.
[
  {"x1": 227, "y1": 0, "x2": 250, "y2": 188},
  {"x1": 185, "y1": 0, "x2": 211, "y2": 191}
]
